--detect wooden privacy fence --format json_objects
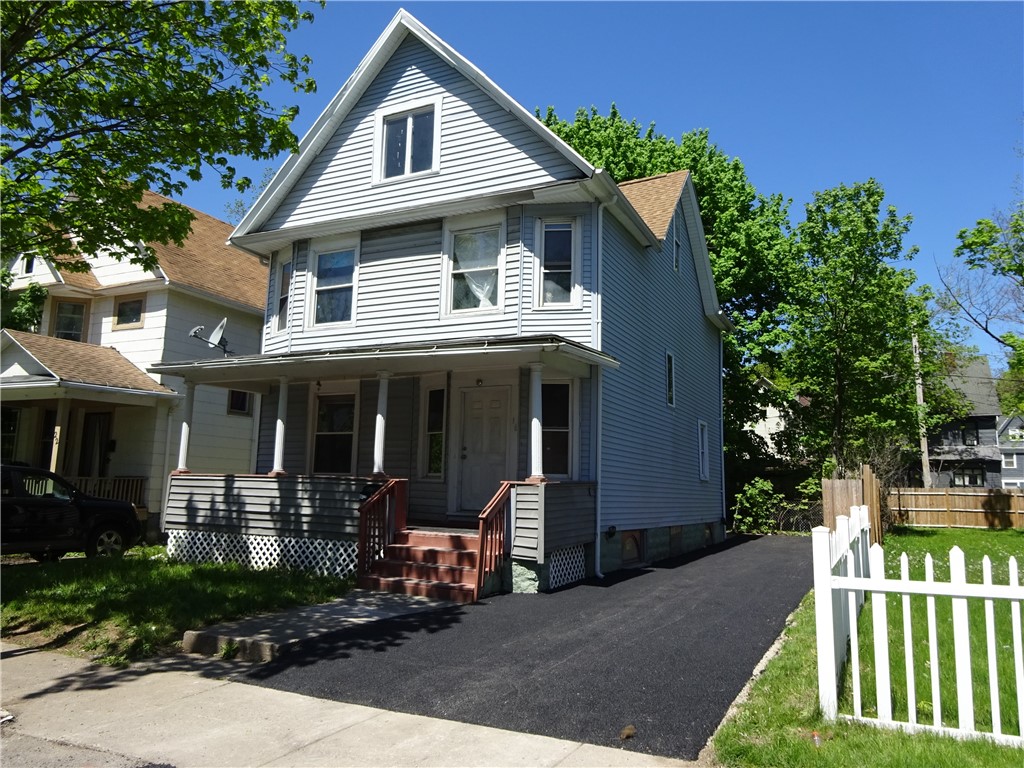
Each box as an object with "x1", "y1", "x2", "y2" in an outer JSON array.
[
  {"x1": 889, "y1": 488, "x2": 1024, "y2": 529},
  {"x1": 813, "y1": 511, "x2": 1024, "y2": 747},
  {"x1": 822, "y1": 464, "x2": 882, "y2": 544}
]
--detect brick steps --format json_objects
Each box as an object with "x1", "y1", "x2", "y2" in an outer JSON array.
[{"x1": 358, "y1": 528, "x2": 480, "y2": 604}]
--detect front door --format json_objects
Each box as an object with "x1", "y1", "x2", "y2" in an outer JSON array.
[{"x1": 459, "y1": 386, "x2": 510, "y2": 513}]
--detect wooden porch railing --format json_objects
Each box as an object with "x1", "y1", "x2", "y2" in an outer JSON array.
[
  {"x1": 68, "y1": 476, "x2": 147, "y2": 508},
  {"x1": 476, "y1": 481, "x2": 514, "y2": 600},
  {"x1": 357, "y1": 478, "x2": 408, "y2": 576}
]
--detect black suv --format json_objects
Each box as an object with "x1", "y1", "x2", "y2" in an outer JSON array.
[{"x1": 1, "y1": 464, "x2": 142, "y2": 561}]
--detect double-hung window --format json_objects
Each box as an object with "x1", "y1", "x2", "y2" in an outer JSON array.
[
  {"x1": 376, "y1": 98, "x2": 440, "y2": 182},
  {"x1": 274, "y1": 256, "x2": 292, "y2": 333},
  {"x1": 313, "y1": 394, "x2": 356, "y2": 474},
  {"x1": 313, "y1": 248, "x2": 356, "y2": 325},
  {"x1": 542, "y1": 383, "x2": 571, "y2": 476},
  {"x1": 53, "y1": 300, "x2": 88, "y2": 342},
  {"x1": 698, "y1": 420, "x2": 710, "y2": 481},
  {"x1": 538, "y1": 220, "x2": 577, "y2": 306},
  {"x1": 952, "y1": 467, "x2": 984, "y2": 487},
  {"x1": 447, "y1": 221, "x2": 502, "y2": 313}
]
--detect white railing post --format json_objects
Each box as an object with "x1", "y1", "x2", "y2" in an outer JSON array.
[
  {"x1": 870, "y1": 543, "x2": 892, "y2": 722},
  {"x1": 813, "y1": 525, "x2": 838, "y2": 719},
  {"x1": 1009, "y1": 557, "x2": 1024, "y2": 732},
  {"x1": 949, "y1": 546, "x2": 975, "y2": 732}
]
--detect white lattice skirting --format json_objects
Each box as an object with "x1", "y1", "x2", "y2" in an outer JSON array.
[
  {"x1": 548, "y1": 544, "x2": 587, "y2": 590},
  {"x1": 166, "y1": 530, "x2": 359, "y2": 579}
]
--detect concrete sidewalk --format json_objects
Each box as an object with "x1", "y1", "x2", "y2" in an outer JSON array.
[{"x1": 0, "y1": 640, "x2": 701, "y2": 768}]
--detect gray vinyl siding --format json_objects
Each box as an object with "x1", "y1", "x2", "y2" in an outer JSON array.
[
  {"x1": 255, "y1": 382, "x2": 311, "y2": 474},
  {"x1": 1002, "y1": 416, "x2": 1024, "y2": 486},
  {"x1": 512, "y1": 484, "x2": 542, "y2": 559},
  {"x1": 164, "y1": 474, "x2": 364, "y2": 539},
  {"x1": 264, "y1": 36, "x2": 583, "y2": 233},
  {"x1": 599, "y1": 213, "x2": 723, "y2": 531},
  {"x1": 355, "y1": 376, "x2": 416, "y2": 478},
  {"x1": 544, "y1": 482, "x2": 596, "y2": 551}
]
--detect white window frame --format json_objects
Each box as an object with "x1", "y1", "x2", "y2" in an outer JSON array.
[
  {"x1": 307, "y1": 237, "x2": 358, "y2": 328},
  {"x1": 112, "y1": 293, "x2": 146, "y2": 330},
  {"x1": 227, "y1": 390, "x2": 253, "y2": 417},
  {"x1": 698, "y1": 419, "x2": 710, "y2": 481},
  {"x1": 308, "y1": 382, "x2": 359, "y2": 475},
  {"x1": 441, "y1": 212, "x2": 505, "y2": 318},
  {"x1": 273, "y1": 254, "x2": 292, "y2": 334},
  {"x1": 952, "y1": 467, "x2": 984, "y2": 487},
  {"x1": 1003, "y1": 480, "x2": 1022, "y2": 489},
  {"x1": 419, "y1": 374, "x2": 448, "y2": 480},
  {"x1": 1008, "y1": 428, "x2": 1024, "y2": 442},
  {"x1": 373, "y1": 96, "x2": 442, "y2": 185},
  {"x1": 534, "y1": 217, "x2": 582, "y2": 309},
  {"x1": 666, "y1": 352, "x2": 676, "y2": 407},
  {"x1": 541, "y1": 379, "x2": 574, "y2": 479},
  {"x1": 1003, "y1": 453, "x2": 1018, "y2": 470}
]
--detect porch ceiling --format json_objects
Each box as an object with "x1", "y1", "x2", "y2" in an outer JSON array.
[{"x1": 149, "y1": 335, "x2": 617, "y2": 390}]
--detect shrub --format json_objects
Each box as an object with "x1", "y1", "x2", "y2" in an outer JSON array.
[{"x1": 733, "y1": 477, "x2": 785, "y2": 534}]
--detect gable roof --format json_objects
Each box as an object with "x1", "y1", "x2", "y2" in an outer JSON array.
[
  {"x1": 619, "y1": 170, "x2": 691, "y2": 240},
  {"x1": 1, "y1": 329, "x2": 175, "y2": 396},
  {"x1": 948, "y1": 357, "x2": 1001, "y2": 417},
  {"x1": 232, "y1": 8, "x2": 601, "y2": 246},
  {"x1": 620, "y1": 170, "x2": 731, "y2": 331}
]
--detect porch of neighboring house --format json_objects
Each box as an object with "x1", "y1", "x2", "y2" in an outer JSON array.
[{"x1": 157, "y1": 336, "x2": 612, "y2": 601}]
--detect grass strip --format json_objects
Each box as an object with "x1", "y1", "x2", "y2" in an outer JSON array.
[
  {"x1": 713, "y1": 528, "x2": 1022, "y2": 768},
  {"x1": 0, "y1": 547, "x2": 352, "y2": 666}
]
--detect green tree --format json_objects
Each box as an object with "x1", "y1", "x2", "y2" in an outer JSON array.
[
  {"x1": 777, "y1": 179, "x2": 962, "y2": 476},
  {"x1": 946, "y1": 195, "x2": 1024, "y2": 414},
  {"x1": 1, "y1": 1, "x2": 319, "y2": 272},
  {"x1": 0, "y1": 268, "x2": 47, "y2": 331},
  {"x1": 539, "y1": 106, "x2": 796, "y2": 462}
]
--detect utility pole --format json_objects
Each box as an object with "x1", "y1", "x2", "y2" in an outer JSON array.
[{"x1": 913, "y1": 334, "x2": 931, "y2": 487}]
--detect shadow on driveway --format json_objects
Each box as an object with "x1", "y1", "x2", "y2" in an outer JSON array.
[{"x1": 243, "y1": 534, "x2": 812, "y2": 761}]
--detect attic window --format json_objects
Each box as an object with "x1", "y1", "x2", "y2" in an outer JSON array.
[
  {"x1": 374, "y1": 97, "x2": 441, "y2": 183},
  {"x1": 112, "y1": 294, "x2": 145, "y2": 330}
]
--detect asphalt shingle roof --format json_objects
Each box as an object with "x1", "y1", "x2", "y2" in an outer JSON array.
[
  {"x1": 617, "y1": 170, "x2": 691, "y2": 240},
  {"x1": 4, "y1": 329, "x2": 175, "y2": 395}
]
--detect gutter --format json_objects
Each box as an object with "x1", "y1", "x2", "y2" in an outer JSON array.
[{"x1": 593, "y1": 198, "x2": 613, "y2": 578}]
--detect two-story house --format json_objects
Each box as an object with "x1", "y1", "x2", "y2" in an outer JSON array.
[
  {"x1": 1, "y1": 193, "x2": 266, "y2": 537},
  {"x1": 151, "y1": 9, "x2": 731, "y2": 599},
  {"x1": 999, "y1": 414, "x2": 1024, "y2": 489},
  {"x1": 927, "y1": 357, "x2": 1003, "y2": 488}
]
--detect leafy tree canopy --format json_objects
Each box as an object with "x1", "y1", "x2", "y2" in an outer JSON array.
[
  {"x1": 539, "y1": 105, "x2": 796, "y2": 462},
  {"x1": 0, "y1": 268, "x2": 47, "y2": 331},
  {"x1": 1, "y1": 0, "x2": 319, "y2": 272}
]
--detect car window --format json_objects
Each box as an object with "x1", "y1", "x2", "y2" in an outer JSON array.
[{"x1": 22, "y1": 471, "x2": 72, "y2": 501}]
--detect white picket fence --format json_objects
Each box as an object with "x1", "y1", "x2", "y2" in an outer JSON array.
[{"x1": 812, "y1": 507, "x2": 1024, "y2": 747}]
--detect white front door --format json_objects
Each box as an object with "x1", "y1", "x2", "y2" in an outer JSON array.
[{"x1": 459, "y1": 386, "x2": 510, "y2": 512}]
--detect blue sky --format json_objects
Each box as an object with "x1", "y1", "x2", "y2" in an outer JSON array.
[{"x1": 176, "y1": 1, "x2": 1023, "y2": 364}]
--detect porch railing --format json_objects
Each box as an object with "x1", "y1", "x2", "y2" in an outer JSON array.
[
  {"x1": 476, "y1": 481, "x2": 514, "y2": 599},
  {"x1": 357, "y1": 478, "x2": 408, "y2": 576},
  {"x1": 69, "y1": 476, "x2": 147, "y2": 508}
]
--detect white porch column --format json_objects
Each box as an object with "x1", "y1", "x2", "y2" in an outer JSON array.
[
  {"x1": 372, "y1": 371, "x2": 391, "y2": 478},
  {"x1": 174, "y1": 381, "x2": 196, "y2": 474},
  {"x1": 271, "y1": 376, "x2": 289, "y2": 475},
  {"x1": 528, "y1": 363, "x2": 545, "y2": 482},
  {"x1": 49, "y1": 398, "x2": 71, "y2": 474}
]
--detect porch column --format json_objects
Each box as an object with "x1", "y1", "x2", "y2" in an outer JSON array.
[
  {"x1": 372, "y1": 371, "x2": 391, "y2": 479},
  {"x1": 173, "y1": 381, "x2": 196, "y2": 474},
  {"x1": 527, "y1": 363, "x2": 545, "y2": 482},
  {"x1": 49, "y1": 398, "x2": 71, "y2": 474},
  {"x1": 271, "y1": 376, "x2": 288, "y2": 476}
]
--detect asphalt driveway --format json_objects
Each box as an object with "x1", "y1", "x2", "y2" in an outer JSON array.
[{"x1": 242, "y1": 534, "x2": 812, "y2": 761}]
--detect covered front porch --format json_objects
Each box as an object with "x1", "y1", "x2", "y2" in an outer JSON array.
[{"x1": 153, "y1": 335, "x2": 613, "y2": 597}]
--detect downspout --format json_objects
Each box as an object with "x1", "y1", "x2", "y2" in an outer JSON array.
[
  {"x1": 719, "y1": 334, "x2": 727, "y2": 535},
  {"x1": 594, "y1": 197, "x2": 614, "y2": 578}
]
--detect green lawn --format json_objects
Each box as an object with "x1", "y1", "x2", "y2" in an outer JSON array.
[
  {"x1": 713, "y1": 528, "x2": 1023, "y2": 767},
  {"x1": 0, "y1": 547, "x2": 353, "y2": 665}
]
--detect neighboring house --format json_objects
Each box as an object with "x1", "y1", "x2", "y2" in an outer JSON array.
[
  {"x1": 927, "y1": 357, "x2": 1002, "y2": 488},
  {"x1": 998, "y1": 414, "x2": 1024, "y2": 489},
  {"x1": 150, "y1": 9, "x2": 731, "y2": 597},
  {"x1": 1, "y1": 193, "x2": 267, "y2": 535}
]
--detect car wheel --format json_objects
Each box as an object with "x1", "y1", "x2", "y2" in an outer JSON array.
[
  {"x1": 30, "y1": 551, "x2": 64, "y2": 563},
  {"x1": 86, "y1": 526, "x2": 127, "y2": 558}
]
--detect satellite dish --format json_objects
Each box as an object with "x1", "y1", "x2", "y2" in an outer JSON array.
[
  {"x1": 187, "y1": 317, "x2": 232, "y2": 356},
  {"x1": 208, "y1": 317, "x2": 227, "y2": 349}
]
